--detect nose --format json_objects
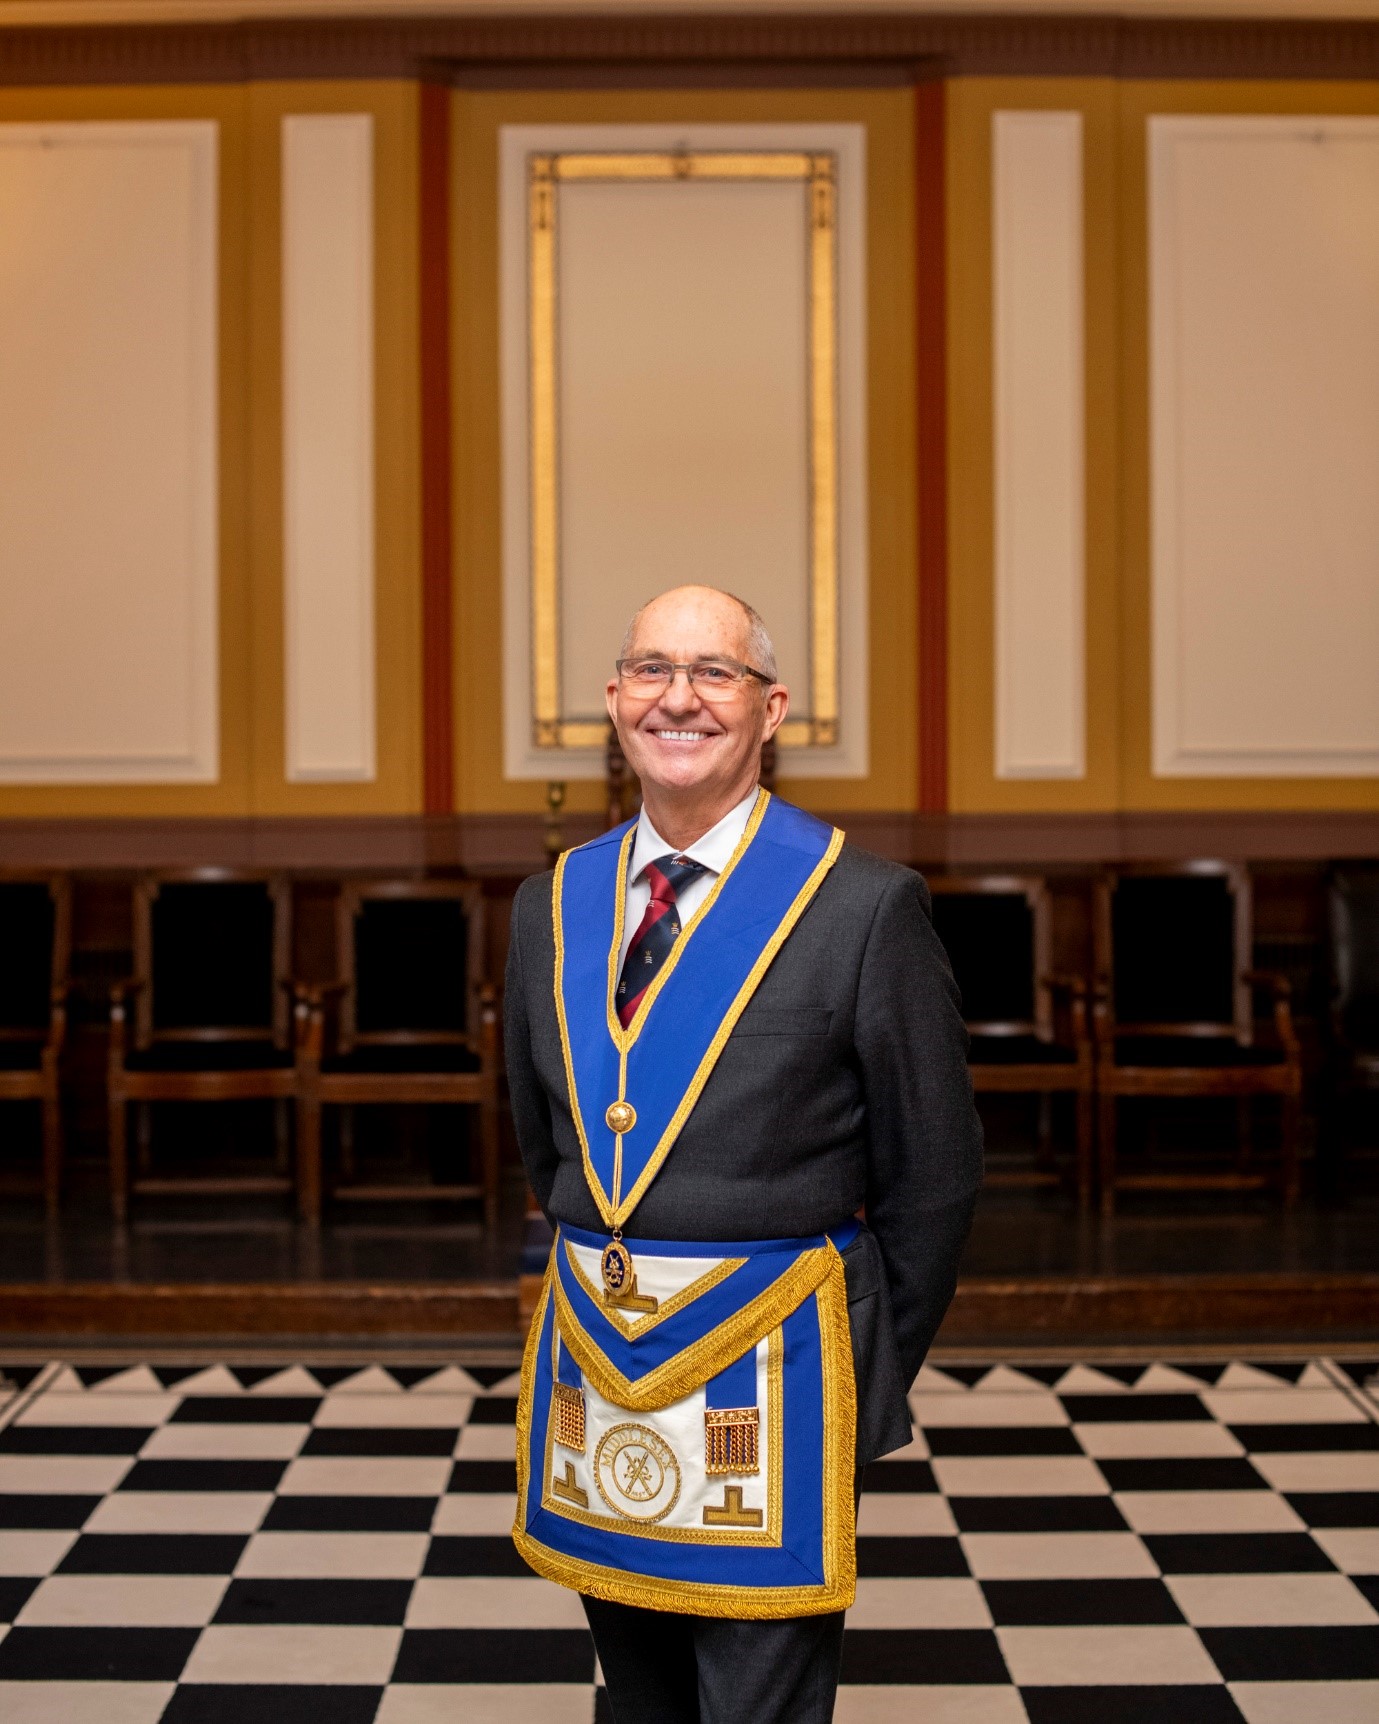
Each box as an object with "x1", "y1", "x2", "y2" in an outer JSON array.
[{"x1": 659, "y1": 667, "x2": 701, "y2": 716}]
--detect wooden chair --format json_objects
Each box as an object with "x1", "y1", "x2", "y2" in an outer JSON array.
[
  {"x1": 1322, "y1": 865, "x2": 1379, "y2": 1187},
  {"x1": 294, "y1": 880, "x2": 500, "y2": 1229},
  {"x1": 0, "y1": 875, "x2": 71, "y2": 1213},
  {"x1": 928, "y1": 875, "x2": 1094, "y2": 1209},
  {"x1": 108, "y1": 872, "x2": 300, "y2": 1222},
  {"x1": 1093, "y1": 862, "x2": 1302, "y2": 1216}
]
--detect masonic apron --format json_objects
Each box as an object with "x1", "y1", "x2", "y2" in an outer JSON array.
[{"x1": 514, "y1": 790, "x2": 857, "y2": 1619}]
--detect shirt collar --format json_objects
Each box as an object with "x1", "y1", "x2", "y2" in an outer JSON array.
[{"x1": 630, "y1": 786, "x2": 759, "y2": 883}]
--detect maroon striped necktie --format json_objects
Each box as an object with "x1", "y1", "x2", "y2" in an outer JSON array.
[{"x1": 616, "y1": 854, "x2": 707, "y2": 1027}]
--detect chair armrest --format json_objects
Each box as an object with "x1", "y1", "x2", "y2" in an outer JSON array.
[
  {"x1": 1241, "y1": 970, "x2": 1300, "y2": 1056},
  {"x1": 107, "y1": 977, "x2": 146, "y2": 1061},
  {"x1": 1040, "y1": 973, "x2": 1091, "y2": 1043},
  {"x1": 286, "y1": 981, "x2": 348, "y2": 1062}
]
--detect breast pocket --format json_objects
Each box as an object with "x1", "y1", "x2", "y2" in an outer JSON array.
[{"x1": 732, "y1": 1006, "x2": 833, "y2": 1038}]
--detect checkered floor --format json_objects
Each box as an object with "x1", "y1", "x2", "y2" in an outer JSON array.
[{"x1": 0, "y1": 1355, "x2": 1377, "y2": 1722}]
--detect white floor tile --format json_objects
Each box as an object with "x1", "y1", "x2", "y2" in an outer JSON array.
[
  {"x1": 234, "y1": 1531, "x2": 429, "y2": 1578},
  {"x1": 84, "y1": 1491, "x2": 272, "y2": 1534},
  {"x1": 1073, "y1": 1422, "x2": 1244, "y2": 1459},
  {"x1": 249, "y1": 1368, "x2": 323, "y2": 1395},
  {"x1": 326, "y1": 1367, "x2": 404, "y2": 1394},
  {"x1": 976, "y1": 1365, "x2": 1057, "y2": 1396},
  {"x1": 313, "y1": 1395, "x2": 473, "y2": 1428},
  {"x1": 405, "y1": 1576, "x2": 588, "y2": 1628},
  {"x1": 1303, "y1": 1528, "x2": 1379, "y2": 1576},
  {"x1": 931, "y1": 1456, "x2": 1106, "y2": 1497},
  {"x1": 1231, "y1": 1680, "x2": 1379, "y2": 1724},
  {"x1": 911, "y1": 1394, "x2": 1069, "y2": 1429},
  {"x1": 0, "y1": 1456, "x2": 132, "y2": 1494},
  {"x1": 0, "y1": 1531, "x2": 79, "y2": 1575},
  {"x1": 17, "y1": 1572, "x2": 229, "y2": 1627},
  {"x1": 165, "y1": 1367, "x2": 247, "y2": 1395},
  {"x1": 0, "y1": 1682, "x2": 175, "y2": 1724},
  {"x1": 835, "y1": 1687, "x2": 1029, "y2": 1723},
  {"x1": 961, "y1": 1532, "x2": 1158, "y2": 1580},
  {"x1": 996, "y1": 1624, "x2": 1220, "y2": 1686},
  {"x1": 847, "y1": 1577, "x2": 992, "y2": 1629},
  {"x1": 139, "y1": 1424, "x2": 308, "y2": 1460},
  {"x1": 1115, "y1": 1491, "x2": 1304, "y2": 1534},
  {"x1": 376, "y1": 1685, "x2": 596, "y2": 1724},
  {"x1": 1167, "y1": 1572, "x2": 1379, "y2": 1626},
  {"x1": 277, "y1": 1457, "x2": 452, "y2": 1497},
  {"x1": 1202, "y1": 1390, "x2": 1366, "y2": 1426},
  {"x1": 1251, "y1": 1453, "x2": 1379, "y2": 1494},
  {"x1": 857, "y1": 1494, "x2": 956, "y2": 1537},
  {"x1": 1056, "y1": 1366, "x2": 1132, "y2": 1395},
  {"x1": 183, "y1": 1623, "x2": 402, "y2": 1684},
  {"x1": 912, "y1": 1365, "x2": 971, "y2": 1393},
  {"x1": 15, "y1": 1395, "x2": 177, "y2": 1427},
  {"x1": 455, "y1": 1424, "x2": 517, "y2": 1460},
  {"x1": 432, "y1": 1493, "x2": 520, "y2": 1535}
]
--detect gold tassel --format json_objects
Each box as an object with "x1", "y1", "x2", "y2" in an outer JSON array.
[
  {"x1": 705, "y1": 1406, "x2": 759, "y2": 1475},
  {"x1": 553, "y1": 1381, "x2": 586, "y2": 1454}
]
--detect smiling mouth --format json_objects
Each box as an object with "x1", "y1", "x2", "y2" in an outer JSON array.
[{"x1": 649, "y1": 728, "x2": 717, "y2": 742}]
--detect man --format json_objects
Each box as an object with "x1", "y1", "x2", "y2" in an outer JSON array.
[{"x1": 506, "y1": 585, "x2": 982, "y2": 1723}]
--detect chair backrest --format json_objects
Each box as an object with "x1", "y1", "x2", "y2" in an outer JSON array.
[
  {"x1": 1329, "y1": 866, "x2": 1379, "y2": 1050},
  {"x1": 927, "y1": 875, "x2": 1052, "y2": 1039},
  {"x1": 135, "y1": 873, "x2": 291, "y2": 1047},
  {"x1": 0, "y1": 876, "x2": 69, "y2": 1042},
  {"x1": 1097, "y1": 863, "x2": 1251, "y2": 1041},
  {"x1": 338, "y1": 879, "x2": 486, "y2": 1050}
]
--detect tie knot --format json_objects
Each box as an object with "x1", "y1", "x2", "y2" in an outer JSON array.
[{"x1": 644, "y1": 853, "x2": 706, "y2": 905}]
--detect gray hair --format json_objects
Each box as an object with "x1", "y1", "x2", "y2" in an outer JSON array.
[{"x1": 619, "y1": 589, "x2": 779, "y2": 682}]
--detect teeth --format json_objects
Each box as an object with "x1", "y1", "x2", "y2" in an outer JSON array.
[{"x1": 654, "y1": 730, "x2": 710, "y2": 741}]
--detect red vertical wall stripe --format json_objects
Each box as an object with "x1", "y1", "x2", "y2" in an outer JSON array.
[
  {"x1": 914, "y1": 78, "x2": 949, "y2": 815},
  {"x1": 420, "y1": 81, "x2": 455, "y2": 816}
]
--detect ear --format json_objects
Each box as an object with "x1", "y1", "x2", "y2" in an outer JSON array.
[
  {"x1": 760, "y1": 682, "x2": 790, "y2": 743},
  {"x1": 605, "y1": 678, "x2": 620, "y2": 727}
]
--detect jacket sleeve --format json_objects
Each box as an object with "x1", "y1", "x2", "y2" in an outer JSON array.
[
  {"x1": 853, "y1": 869, "x2": 983, "y2": 1387},
  {"x1": 503, "y1": 878, "x2": 560, "y2": 1221}
]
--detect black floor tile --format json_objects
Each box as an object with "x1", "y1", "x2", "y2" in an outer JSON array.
[
  {"x1": 118, "y1": 1458, "x2": 288, "y2": 1493},
  {"x1": 1200, "y1": 1624, "x2": 1379, "y2": 1681},
  {"x1": 0, "y1": 1625, "x2": 199, "y2": 1680},
  {"x1": 0, "y1": 1575, "x2": 38, "y2": 1621},
  {"x1": 859, "y1": 1460, "x2": 936, "y2": 1493},
  {"x1": 57, "y1": 1532, "x2": 248, "y2": 1574},
  {"x1": 423, "y1": 1535, "x2": 534, "y2": 1577},
  {"x1": 161, "y1": 1685, "x2": 384, "y2": 1723},
  {"x1": 214, "y1": 1577, "x2": 415, "y2": 1625},
  {"x1": 301, "y1": 1427, "x2": 458, "y2": 1457},
  {"x1": 1061, "y1": 1394, "x2": 1211, "y2": 1423},
  {"x1": 0, "y1": 1365, "x2": 46, "y2": 1392},
  {"x1": 465, "y1": 1367, "x2": 518, "y2": 1390},
  {"x1": 1285, "y1": 1491, "x2": 1379, "y2": 1528},
  {"x1": 840, "y1": 1627, "x2": 1009, "y2": 1684},
  {"x1": 980, "y1": 1577, "x2": 1184, "y2": 1625},
  {"x1": 1355, "y1": 1576, "x2": 1379, "y2": 1613},
  {"x1": 465, "y1": 1396, "x2": 518, "y2": 1425},
  {"x1": 925, "y1": 1427, "x2": 1084, "y2": 1457},
  {"x1": 855, "y1": 1536, "x2": 970, "y2": 1578},
  {"x1": 447, "y1": 1460, "x2": 518, "y2": 1493},
  {"x1": 261, "y1": 1495, "x2": 436, "y2": 1533},
  {"x1": 0, "y1": 1425, "x2": 152, "y2": 1454},
  {"x1": 1022, "y1": 1686, "x2": 1246, "y2": 1724},
  {"x1": 392, "y1": 1628, "x2": 595, "y2": 1683},
  {"x1": 1098, "y1": 1457, "x2": 1267, "y2": 1493},
  {"x1": 1229, "y1": 1423, "x2": 1379, "y2": 1452},
  {"x1": 170, "y1": 1396, "x2": 320, "y2": 1424},
  {"x1": 1144, "y1": 1532, "x2": 1337, "y2": 1574},
  {"x1": 0, "y1": 1493, "x2": 99, "y2": 1528},
  {"x1": 948, "y1": 1495, "x2": 1129, "y2": 1533}
]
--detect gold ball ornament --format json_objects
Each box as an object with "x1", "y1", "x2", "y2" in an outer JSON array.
[{"x1": 605, "y1": 1100, "x2": 637, "y2": 1135}]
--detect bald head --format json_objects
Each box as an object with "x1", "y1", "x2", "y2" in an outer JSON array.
[{"x1": 619, "y1": 586, "x2": 778, "y2": 683}]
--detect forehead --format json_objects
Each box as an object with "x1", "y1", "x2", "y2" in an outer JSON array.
[{"x1": 626, "y1": 592, "x2": 749, "y2": 653}]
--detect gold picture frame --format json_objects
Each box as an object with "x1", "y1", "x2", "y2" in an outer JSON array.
[{"x1": 527, "y1": 150, "x2": 841, "y2": 751}]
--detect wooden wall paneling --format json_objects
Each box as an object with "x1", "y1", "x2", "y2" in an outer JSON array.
[
  {"x1": 246, "y1": 79, "x2": 422, "y2": 819},
  {"x1": 946, "y1": 77, "x2": 1121, "y2": 816},
  {"x1": 420, "y1": 79, "x2": 455, "y2": 817},
  {"x1": 915, "y1": 76, "x2": 948, "y2": 815},
  {"x1": 0, "y1": 83, "x2": 252, "y2": 820},
  {"x1": 1118, "y1": 78, "x2": 1379, "y2": 813}
]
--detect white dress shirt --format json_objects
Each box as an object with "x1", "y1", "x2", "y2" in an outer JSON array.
[{"x1": 618, "y1": 786, "x2": 760, "y2": 974}]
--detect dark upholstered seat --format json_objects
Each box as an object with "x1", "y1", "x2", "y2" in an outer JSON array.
[{"x1": 0, "y1": 876, "x2": 70, "y2": 1212}]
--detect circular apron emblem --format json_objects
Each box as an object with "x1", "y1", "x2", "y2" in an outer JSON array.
[
  {"x1": 594, "y1": 1423, "x2": 682, "y2": 1523},
  {"x1": 601, "y1": 1240, "x2": 633, "y2": 1297}
]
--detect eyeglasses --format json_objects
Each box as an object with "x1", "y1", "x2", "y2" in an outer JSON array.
[{"x1": 615, "y1": 658, "x2": 775, "y2": 700}]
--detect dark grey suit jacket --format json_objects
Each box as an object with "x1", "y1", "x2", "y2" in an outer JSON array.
[{"x1": 504, "y1": 830, "x2": 984, "y2": 1468}]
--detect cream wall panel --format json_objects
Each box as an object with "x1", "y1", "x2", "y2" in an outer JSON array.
[
  {"x1": 1150, "y1": 114, "x2": 1379, "y2": 777},
  {"x1": 0, "y1": 120, "x2": 218, "y2": 784},
  {"x1": 992, "y1": 109, "x2": 1086, "y2": 780},
  {"x1": 498, "y1": 122, "x2": 868, "y2": 781},
  {"x1": 281, "y1": 111, "x2": 376, "y2": 783}
]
